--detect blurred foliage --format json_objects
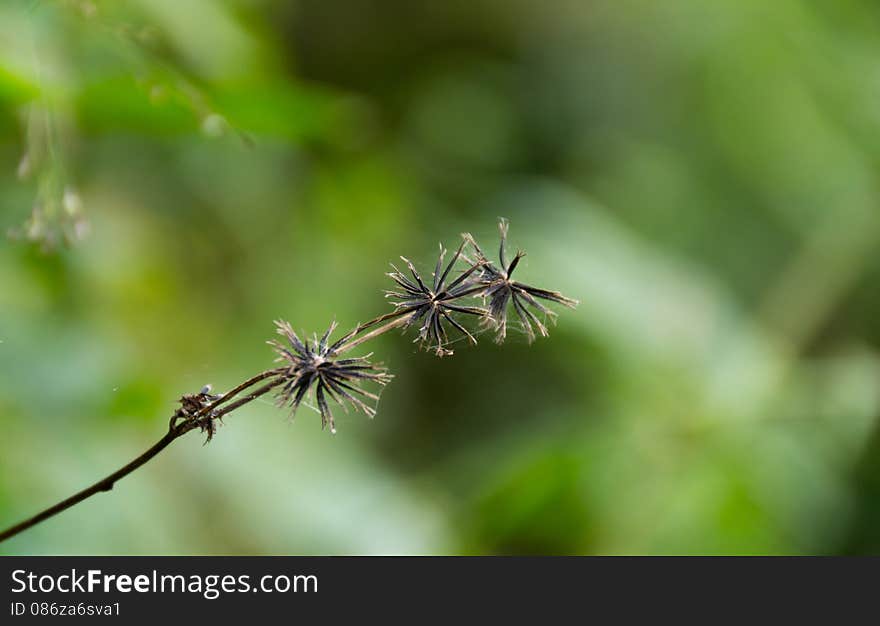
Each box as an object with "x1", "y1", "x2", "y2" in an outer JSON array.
[{"x1": 2, "y1": 0, "x2": 880, "y2": 554}]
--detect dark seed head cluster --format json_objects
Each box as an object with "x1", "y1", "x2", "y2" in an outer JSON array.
[
  {"x1": 269, "y1": 320, "x2": 392, "y2": 434},
  {"x1": 215, "y1": 219, "x2": 578, "y2": 435}
]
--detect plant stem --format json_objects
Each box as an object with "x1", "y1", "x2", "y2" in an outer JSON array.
[
  {"x1": 213, "y1": 377, "x2": 285, "y2": 418},
  {"x1": 0, "y1": 371, "x2": 284, "y2": 544},
  {"x1": 200, "y1": 368, "x2": 286, "y2": 416},
  {"x1": 0, "y1": 426, "x2": 185, "y2": 543},
  {"x1": 335, "y1": 314, "x2": 413, "y2": 354}
]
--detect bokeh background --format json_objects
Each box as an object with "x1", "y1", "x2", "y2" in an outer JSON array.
[{"x1": 3, "y1": 0, "x2": 880, "y2": 555}]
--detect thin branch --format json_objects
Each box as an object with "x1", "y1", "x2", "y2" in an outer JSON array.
[
  {"x1": 200, "y1": 368, "x2": 286, "y2": 415},
  {"x1": 0, "y1": 372, "x2": 285, "y2": 544},
  {"x1": 334, "y1": 314, "x2": 413, "y2": 354},
  {"x1": 0, "y1": 424, "x2": 187, "y2": 543},
  {"x1": 213, "y1": 377, "x2": 285, "y2": 418}
]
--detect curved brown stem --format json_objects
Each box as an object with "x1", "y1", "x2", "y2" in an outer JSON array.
[
  {"x1": 213, "y1": 377, "x2": 285, "y2": 419},
  {"x1": 0, "y1": 371, "x2": 286, "y2": 545},
  {"x1": 199, "y1": 368, "x2": 286, "y2": 416},
  {"x1": 335, "y1": 314, "x2": 413, "y2": 354},
  {"x1": 0, "y1": 423, "x2": 191, "y2": 543}
]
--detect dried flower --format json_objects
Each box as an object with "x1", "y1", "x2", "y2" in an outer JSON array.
[
  {"x1": 172, "y1": 384, "x2": 222, "y2": 442},
  {"x1": 464, "y1": 218, "x2": 578, "y2": 343},
  {"x1": 384, "y1": 242, "x2": 488, "y2": 356},
  {"x1": 270, "y1": 320, "x2": 392, "y2": 434}
]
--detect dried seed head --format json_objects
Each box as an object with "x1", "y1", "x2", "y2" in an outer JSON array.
[
  {"x1": 172, "y1": 385, "x2": 222, "y2": 443},
  {"x1": 464, "y1": 218, "x2": 578, "y2": 344},
  {"x1": 384, "y1": 241, "x2": 488, "y2": 356},
  {"x1": 269, "y1": 320, "x2": 393, "y2": 434}
]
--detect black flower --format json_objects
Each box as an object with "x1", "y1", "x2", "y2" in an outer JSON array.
[
  {"x1": 464, "y1": 218, "x2": 578, "y2": 343},
  {"x1": 269, "y1": 320, "x2": 392, "y2": 434},
  {"x1": 385, "y1": 241, "x2": 488, "y2": 356}
]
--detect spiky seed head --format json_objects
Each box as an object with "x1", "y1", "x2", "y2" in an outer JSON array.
[
  {"x1": 383, "y1": 240, "x2": 488, "y2": 356},
  {"x1": 269, "y1": 320, "x2": 393, "y2": 434},
  {"x1": 463, "y1": 218, "x2": 578, "y2": 344}
]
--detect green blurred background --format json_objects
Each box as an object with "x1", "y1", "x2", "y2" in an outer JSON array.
[{"x1": 3, "y1": 0, "x2": 880, "y2": 555}]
